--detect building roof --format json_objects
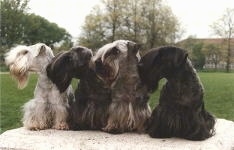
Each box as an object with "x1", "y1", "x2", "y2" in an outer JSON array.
[{"x1": 177, "y1": 38, "x2": 234, "y2": 46}]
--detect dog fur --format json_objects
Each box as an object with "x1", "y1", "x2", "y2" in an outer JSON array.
[
  {"x1": 5, "y1": 43, "x2": 73, "y2": 130},
  {"x1": 92, "y1": 40, "x2": 151, "y2": 134},
  {"x1": 46, "y1": 46, "x2": 112, "y2": 130},
  {"x1": 72, "y1": 69, "x2": 112, "y2": 130},
  {"x1": 138, "y1": 46, "x2": 216, "y2": 140}
]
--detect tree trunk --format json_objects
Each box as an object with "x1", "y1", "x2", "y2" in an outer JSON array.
[{"x1": 226, "y1": 37, "x2": 231, "y2": 72}]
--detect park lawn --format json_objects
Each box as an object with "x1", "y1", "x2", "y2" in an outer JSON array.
[{"x1": 1, "y1": 72, "x2": 234, "y2": 133}]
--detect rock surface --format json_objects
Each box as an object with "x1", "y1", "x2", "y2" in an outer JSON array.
[{"x1": 0, "y1": 118, "x2": 234, "y2": 150}]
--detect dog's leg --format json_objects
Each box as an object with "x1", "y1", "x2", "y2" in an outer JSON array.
[
  {"x1": 133, "y1": 103, "x2": 151, "y2": 133},
  {"x1": 52, "y1": 104, "x2": 69, "y2": 130},
  {"x1": 22, "y1": 99, "x2": 52, "y2": 130},
  {"x1": 103, "y1": 101, "x2": 139, "y2": 134},
  {"x1": 102, "y1": 101, "x2": 127, "y2": 134}
]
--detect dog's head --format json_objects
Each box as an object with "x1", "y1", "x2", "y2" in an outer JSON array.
[
  {"x1": 5, "y1": 43, "x2": 54, "y2": 89},
  {"x1": 91, "y1": 40, "x2": 141, "y2": 85},
  {"x1": 46, "y1": 46, "x2": 93, "y2": 92},
  {"x1": 138, "y1": 46, "x2": 188, "y2": 92}
]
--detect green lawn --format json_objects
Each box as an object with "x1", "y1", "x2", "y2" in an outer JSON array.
[{"x1": 0, "y1": 72, "x2": 234, "y2": 133}]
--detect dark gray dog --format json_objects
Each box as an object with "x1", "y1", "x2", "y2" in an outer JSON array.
[
  {"x1": 92, "y1": 40, "x2": 151, "y2": 134},
  {"x1": 138, "y1": 46, "x2": 215, "y2": 140},
  {"x1": 47, "y1": 46, "x2": 111, "y2": 130}
]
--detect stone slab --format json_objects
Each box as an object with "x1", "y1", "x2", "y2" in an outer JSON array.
[{"x1": 0, "y1": 119, "x2": 234, "y2": 150}]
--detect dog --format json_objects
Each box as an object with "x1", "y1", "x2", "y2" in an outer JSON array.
[
  {"x1": 92, "y1": 40, "x2": 151, "y2": 134},
  {"x1": 46, "y1": 46, "x2": 112, "y2": 130},
  {"x1": 5, "y1": 43, "x2": 74, "y2": 130},
  {"x1": 138, "y1": 46, "x2": 215, "y2": 140}
]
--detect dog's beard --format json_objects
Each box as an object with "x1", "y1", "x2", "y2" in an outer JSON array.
[
  {"x1": 9, "y1": 56, "x2": 30, "y2": 89},
  {"x1": 97, "y1": 57, "x2": 119, "y2": 86}
]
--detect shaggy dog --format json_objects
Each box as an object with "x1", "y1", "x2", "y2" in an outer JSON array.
[
  {"x1": 46, "y1": 46, "x2": 112, "y2": 130},
  {"x1": 138, "y1": 46, "x2": 215, "y2": 140},
  {"x1": 5, "y1": 43, "x2": 74, "y2": 130},
  {"x1": 92, "y1": 40, "x2": 151, "y2": 134}
]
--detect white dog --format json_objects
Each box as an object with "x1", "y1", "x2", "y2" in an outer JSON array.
[{"x1": 5, "y1": 43, "x2": 74, "y2": 130}]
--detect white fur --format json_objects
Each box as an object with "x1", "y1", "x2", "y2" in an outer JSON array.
[
  {"x1": 5, "y1": 43, "x2": 73, "y2": 130},
  {"x1": 92, "y1": 40, "x2": 140, "y2": 63}
]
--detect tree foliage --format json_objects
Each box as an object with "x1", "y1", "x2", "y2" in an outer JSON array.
[
  {"x1": 0, "y1": 0, "x2": 72, "y2": 70},
  {"x1": 21, "y1": 13, "x2": 71, "y2": 46},
  {"x1": 191, "y1": 42, "x2": 205, "y2": 70},
  {"x1": 1, "y1": 0, "x2": 29, "y2": 46},
  {"x1": 78, "y1": 0, "x2": 182, "y2": 51},
  {"x1": 204, "y1": 44, "x2": 221, "y2": 70},
  {"x1": 0, "y1": 0, "x2": 72, "y2": 48},
  {"x1": 79, "y1": 6, "x2": 108, "y2": 50}
]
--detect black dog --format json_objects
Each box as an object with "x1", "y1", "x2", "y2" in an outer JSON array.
[
  {"x1": 47, "y1": 46, "x2": 111, "y2": 130},
  {"x1": 47, "y1": 46, "x2": 92, "y2": 93},
  {"x1": 72, "y1": 69, "x2": 111, "y2": 130},
  {"x1": 138, "y1": 46, "x2": 215, "y2": 140}
]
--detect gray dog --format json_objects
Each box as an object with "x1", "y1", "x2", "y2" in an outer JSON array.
[
  {"x1": 92, "y1": 40, "x2": 151, "y2": 134},
  {"x1": 138, "y1": 46, "x2": 215, "y2": 140},
  {"x1": 5, "y1": 43, "x2": 74, "y2": 130}
]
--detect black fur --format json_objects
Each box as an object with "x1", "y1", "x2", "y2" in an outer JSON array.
[
  {"x1": 72, "y1": 69, "x2": 111, "y2": 130},
  {"x1": 46, "y1": 46, "x2": 111, "y2": 130},
  {"x1": 138, "y1": 46, "x2": 215, "y2": 141},
  {"x1": 47, "y1": 46, "x2": 92, "y2": 93}
]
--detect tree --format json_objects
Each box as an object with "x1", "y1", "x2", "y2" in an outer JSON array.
[
  {"x1": 118, "y1": 0, "x2": 144, "y2": 43},
  {"x1": 1, "y1": 0, "x2": 29, "y2": 46},
  {"x1": 140, "y1": 0, "x2": 180, "y2": 48},
  {"x1": 78, "y1": 0, "x2": 181, "y2": 51},
  {"x1": 204, "y1": 44, "x2": 221, "y2": 70},
  {"x1": 78, "y1": 6, "x2": 108, "y2": 50},
  {"x1": 191, "y1": 42, "x2": 205, "y2": 70},
  {"x1": 210, "y1": 8, "x2": 234, "y2": 72},
  {"x1": 102, "y1": 0, "x2": 125, "y2": 42},
  {"x1": 22, "y1": 13, "x2": 71, "y2": 46},
  {"x1": 1, "y1": 0, "x2": 72, "y2": 48},
  {"x1": 0, "y1": 0, "x2": 72, "y2": 70}
]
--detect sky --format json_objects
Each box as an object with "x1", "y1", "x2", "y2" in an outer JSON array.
[{"x1": 28, "y1": 0, "x2": 234, "y2": 40}]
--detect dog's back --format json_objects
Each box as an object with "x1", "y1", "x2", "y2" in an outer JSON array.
[{"x1": 139, "y1": 46, "x2": 216, "y2": 140}]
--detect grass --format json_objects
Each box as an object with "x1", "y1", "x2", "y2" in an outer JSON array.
[
  {"x1": 0, "y1": 72, "x2": 234, "y2": 133},
  {"x1": 0, "y1": 73, "x2": 36, "y2": 133}
]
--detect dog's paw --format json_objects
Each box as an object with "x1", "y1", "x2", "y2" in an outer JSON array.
[
  {"x1": 27, "y1": 126, "x2": 43, "y2": 131},
  {"x1": 53, "y1": 122, "x2": 69, "y2": 130},
  {"x1": 102, "y1": 126, "x2": 123, "y2": 134}
]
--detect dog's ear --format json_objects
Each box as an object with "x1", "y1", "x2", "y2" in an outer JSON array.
[
  {"x1": 38, "y1": 44, "x2": 55, "y2": 59},
  {"x1": 127, "y1": 42, "x2": 141, "y2": 56},
  {"x1": 76, "y1": 49, "x2": 92, "y2": 67},
  {"x1": 46, "y1": 52, "x2": 72, "y2": 93},
  {"x1": 30, "y1": 44, "x2": 45, "y2": 57},
  {"x1": 174, "y1": 50, "x2": 188, "y2": 67},
  {"x1": 150, "y1": 49, "x2": 161, "y2": 66},
  {"x1": 38, "y1": 45, "x2": 46, "y2": 56},
  {"x1": 138, "y1": 49, "x2": 160, "y2": 70},
  {"x1": 103, "y1": 47, "x2": 120, "y2": 60},
  {"x1": 138, "y1": 49, "x2": 161, "y2": 75},
  {"x1": 30, "y1": 43, "x2": 54, "y2": 60}
]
